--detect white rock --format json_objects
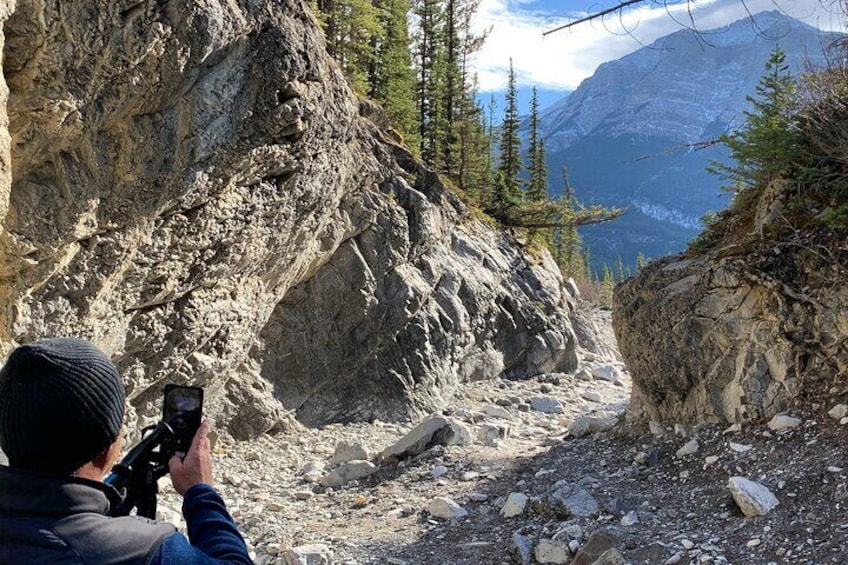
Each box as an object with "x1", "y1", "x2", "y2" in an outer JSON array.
[
  {"x1": 428, "y1": 497, "x2": 468, "y2": 520},
  {"x1": 500, "y1": 492, "x2": 528, "y2": 518},
  {"x1": 591, "y1": 364, "x2": 622, "y2": 382},
  {"x1": 330, "y1": 441, "x2": 368, "y2": 466},
  {"x1": 728, "y1": 477, "x2": 779, "y2": 517},
  {"x1": 676, "y1": 439, "x2": 699, "y2": 458},
  {"x1": 704, "y1": 455, "x2": 719, "y2": 466},
  {"x1": 430, "y1": 465, "x2": 449, "y2": 478},
  {"x1": 828, "y1": 404, "x2": 848, "y2": 420},
  {"x1": 283, "y1": 544, "x2": 332, "y2": 565},
  {"x1": 728, "y1": 442, "x2": 752, "y2": 453},
  {"x1": 477, "y1": 423, "x2": 510, "y2": 446},
  {"x1": 620, "y1": 511, "x2": 639, "y2": 526},
  {"x1": 767, "y1": 414, "x2": 802, "y2": 431},
  {"x1": 570, "y1": 414, "x2": 617, "y2": 437},
  {"x1": 575, "y1": 368, "x2": 594, "y2": 381},
  {"x1": 319, "y1": 460, "x2": 377, "y2": 488},
  {"x1": 681, "y1": 539, "x2": 695, "y2": 550},
  {"x1": 535, "y1": 539, "x2": 571, "y2": 564},
  {"x1": 381, "y1": 414, "x2": 470, "y2": 460},
  {"x1": 649, "y1": 421, "x2": 665, "y2": 436},
  {"x1": 565, "y1": 277, "x2": 581, "y2": 299},
  {"x1": 723, "y1": 423, "x2": 742, "y2": 434},
  {"x1": 568, "y1": 540, "x2": 581, "y2": 554},
  {"x1": 581, "y1": 391, "x2": 602, "y2": 403},
  {"x1": 530, "y1": 396, "x2": 565, "y2": 414},
  {"x1": 482, "y1": 404, "x2": 513, "y2": 419},
  {"x1": 302, "y1": 461, "x2": 325, "y2": 475}
]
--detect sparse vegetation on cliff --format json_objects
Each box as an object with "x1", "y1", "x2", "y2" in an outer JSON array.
[{"x1": 692, "y1": 45, "x2": 848, "y2": 255}]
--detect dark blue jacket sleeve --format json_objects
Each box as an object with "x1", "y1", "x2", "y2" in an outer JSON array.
[{"x1": 151, "y1": 484, "x2": 252, "y2": 564}]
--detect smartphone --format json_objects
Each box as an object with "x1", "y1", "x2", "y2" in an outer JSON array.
[{"x1": 162, "y1": 384, "x2": 204, "y2": 455}]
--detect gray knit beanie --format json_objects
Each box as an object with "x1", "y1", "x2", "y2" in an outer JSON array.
[{"x1": 0, "y1": 338, "x2": 125, "y2": 475}]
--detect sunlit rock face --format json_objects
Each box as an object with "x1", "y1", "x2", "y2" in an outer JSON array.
[{"x1": 0, "y1": 1, "x2": 594, "y2": 437}]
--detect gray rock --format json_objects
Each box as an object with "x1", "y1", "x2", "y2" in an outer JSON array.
[
  {"x1": 728, "y1": 476, "x2": 779, "y2": 517},
  {"x1": 767, "y1": 414, "x2": 802, "y2": 430},
  {"x1": 575, "y1": 368, "x2": 594, "y2": 381},
  {"x1": 675, "y1": 439, "x2": 699, "y2": 458},
  {"x1": 829, "y1": 404, "x2": 848, "y2": 419},
  {"x1": 381, "y1": 415, "x2": 469, "y2": 461},
  {"x1": 620, "y1": 511, "x2": 639, "y2": 526},
  {"x1": 550, "y1": 482, "x2": 600, "y2": 518},
  {"x1": 428, "y1": 497, "x2": 468, "y2": 520},
  {"x1": 0, "y1": 448, "x2": 6, "y2": 467},
  {"x1": 482, "y1": 404, "x2": 514, "y2": 420},
  {"x1": 593, "y1": 549, "x2": 626, "y2": 565},
  {"x1": 591, "y1": 364, "x2": 623, "y2": 382},
  {"x1": 570, "y1": 530, "x2": 617, "y2": 565},
  {"x1": 330, "y1": 441, "x2": 369, "y2": 466},
  {"x1": 500, "y1": 492, "x2": 528, "y2": 518},
  {"x1": 534, "y1": 539, "x2": 570, "y2": 564},
  {"x1": 283, "y1": 544, "x2": 332, "y2": 565},
  {"x1": 319, "y1": 460, "x2": 377, "y2": 488},
  {"x1": 477, "y1": 423, "x2": 510, "y2": 446},
  {"x1": 565, "y1": 277, "x2": 581, "y2": 299},
  {"x1": 511, "y1": 533, "x2": 534, "y2": 565},
  {"x1": 570, "y1": 414, "x2": 618, "y2": 437},
  {"x1": 581, "y1": 391, "x2": 602, "y2": 403},
  {"x1": 530, "y1": 396, "x2": 565, "y2": 414}
]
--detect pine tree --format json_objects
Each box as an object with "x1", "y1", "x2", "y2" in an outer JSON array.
[
  {"x1": 708, "y1": 47, "x2": 800, "y2": 191},
  {"x1": 413, "y1": 0, "x2": 444, "y2": 164},
  {"x1": 636, "y1": 252, "x2": 650, "y2": 271},
  {"x1": 494, "y1": 58, "x2": 522, "y2": 213},
  {"x1": 369, "y1": 0, "x2": 420, "y2": 148},
  {"x1": 526, "y1": 86, "x2": 548, "y2": 202},
  {"x1": 317, "y1": 0, "x2": 384, "y2": 92}
]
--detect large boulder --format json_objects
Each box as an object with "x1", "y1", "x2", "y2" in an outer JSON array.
[
  {"x1": 0, "y1": 1, "x2": 591, "y2": 436},
  {"x1": 614, "y1": 247, "x2": 848, "y2": 425}
]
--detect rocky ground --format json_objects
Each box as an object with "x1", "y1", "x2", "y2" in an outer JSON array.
[{"x1": 155, "y1": 313, "x2": 848, "y2": 565}]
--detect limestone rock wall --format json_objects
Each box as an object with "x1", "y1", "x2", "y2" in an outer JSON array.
[
  {"x1": 614, "y1": 248, "x2": 848, "y2": 425},
  {"x1": 0, "y1": 1, "x2": 589, "y2": 437}
]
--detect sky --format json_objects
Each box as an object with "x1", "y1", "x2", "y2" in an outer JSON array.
[{"x1": 472, "y1": 0, "x2": 847, "y2": 110}]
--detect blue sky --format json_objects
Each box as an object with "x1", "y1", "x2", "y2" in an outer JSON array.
[{"x1": 471, "y1": 0, "x2": 846, "y2": 103}]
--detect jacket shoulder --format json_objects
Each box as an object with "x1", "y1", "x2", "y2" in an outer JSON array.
[{"x1": 54, "y1": 513, "x2": 176, "y2": 565}]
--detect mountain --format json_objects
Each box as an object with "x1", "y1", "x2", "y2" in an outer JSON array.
[{"x1": 535, "y1": 10, "x2": 842, "y2": 272}]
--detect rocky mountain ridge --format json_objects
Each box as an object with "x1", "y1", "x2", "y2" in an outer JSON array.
[
  {"x1": 533, "y1": 10, "x2": 842, "y2": 269},
  {"x1": 0, "y1": 0, "x2": 608, "y2": 437}
]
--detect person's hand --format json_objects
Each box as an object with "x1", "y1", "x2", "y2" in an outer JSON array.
[{"x1": 169, "y1": 420, "x2": 214, "y2": 495}]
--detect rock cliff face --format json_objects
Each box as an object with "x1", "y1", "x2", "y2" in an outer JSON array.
[
  {"x1": 0, "y1": 1, "x2": 594, "y2": 437},
  {"x1": 614, "y1": 210, "x2": 848, "y2": 425}
]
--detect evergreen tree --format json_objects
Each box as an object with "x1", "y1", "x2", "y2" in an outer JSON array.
[
  {"x1": 413, "y1": 0, "x2": 444, "y2": 164},
  {"x1": 636, "y1": 252, "x2": 650, "y2": 271},
  {"x1": 494, "y1": 58, "x2": 522, "y2": 213},
  {"x1": 369, "y1": 0, "x2": 420, "y2": 148},
  {"x1": 526, "y1": 86, "x2": 548, "y2": 202},
  {"x1": 708, "y1": 47, "x2": 800, "y2": 191},
  {"x1": 317, "y1": 0, "x2": 384, "y2": 92}
]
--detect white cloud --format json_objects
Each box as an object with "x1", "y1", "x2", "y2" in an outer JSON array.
[{"x1": 472, "y1": 0, "x2": 845, "y2": 92}]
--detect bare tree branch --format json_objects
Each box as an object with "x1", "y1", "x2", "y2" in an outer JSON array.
[{"x1": 542, "y1": 0, "x2": 648, "y2": 37}]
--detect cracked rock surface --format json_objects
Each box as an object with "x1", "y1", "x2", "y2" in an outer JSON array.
[{"x1": 0, "y1": 0, "x2": 603, "y2": 436}]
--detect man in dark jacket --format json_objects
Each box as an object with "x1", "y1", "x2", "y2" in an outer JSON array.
[{"x1": 0, "y1": 338, "x2": 253, "y2": 564}]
